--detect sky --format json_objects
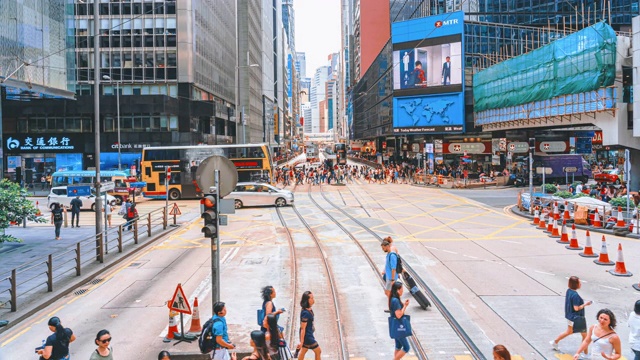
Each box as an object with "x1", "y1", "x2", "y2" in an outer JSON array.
[{"x1": 295, "y1": 0, "x2": 342, "y2": 78}]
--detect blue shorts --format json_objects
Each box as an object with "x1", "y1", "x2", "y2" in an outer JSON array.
[{"x1": 395, "y1": 337, "x2": 410, "y2": 353}]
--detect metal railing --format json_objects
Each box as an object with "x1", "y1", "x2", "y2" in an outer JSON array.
[{"x1": 0, "y1": 204, "x2": 178, "y2": 313}]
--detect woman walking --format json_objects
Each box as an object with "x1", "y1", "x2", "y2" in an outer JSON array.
[
  {"x1": 50, "y1": 203, "x2": 65, "y2": 240},
  {"x1": 125, "y1": 203, "x2": 138, "y2": 231},
  {"x1": 629, "y1": 300, "x2": 640, "y2": 360},
  {"x1": 241, "y1": 331, "x2": 271, "y2": 360},
  {"x1": 295, "y1": 291, "x2": 321, "y2": 360},
  {"x1": 260, "y1": 286, "x2": 285, "y2": 332},
  {"x1": 37, "y1": 316, "x2": 76, "y2": 360},
  {"x1": 389, "y1": 281, "x2": 410, "y2": 359},
  {"x1": 574, "y1": 309, "x2": 622, "y2": 360},
  {"x1": 89, "y1": 329, "x2": 113, "y2": 360},
  {"x1": 551, "y1": 276, "x2": 592, "y2": 354}
]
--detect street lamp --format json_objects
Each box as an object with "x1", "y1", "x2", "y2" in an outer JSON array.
[
  {"x1": 235, "y1": 60, "x2": 260, "y2": 144},
  {"x1": 102, "y1": 75, "x2": 121, "y2": 171}
]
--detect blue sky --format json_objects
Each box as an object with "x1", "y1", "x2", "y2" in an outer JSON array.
[{"x1": 295, "y1": 0, "x2": 342, "y2": 77}]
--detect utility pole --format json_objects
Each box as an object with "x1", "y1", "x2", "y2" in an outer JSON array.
[{"x1": 93, "y1": 0, "x2": 103, "y2": 256}]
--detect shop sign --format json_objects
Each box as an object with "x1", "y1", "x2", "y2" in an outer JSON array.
[
  {"x1": 111, "y1": 143, "x2": 151, "y2": 150},
  {"x1": 434, "y1": 139, "x2": 443, "y2": 153},
  {"x1": 592, "y1": 131, "x2": 603, "y2": 144},
  {"x1": 507, "y1": 142, "x2": 529, "y2": 153},
  {"x1": 7, "y1": 156, "x2": 20, "y2": 173},
  {"x1": 539, "y1": 141, "x2": 567, "y2": 153},
  {"x1": 446, "y1": 142, "x2": 488, "y2": 154},
  {"x1": 411, "y1": 143, "x2": 420, "y2": 153},
  {"x1": 424, "y1": 144, "x2": 434, "y2": 153},
  {"x1": 5, "y1": 134, "x2": 81, "y2": 153}
]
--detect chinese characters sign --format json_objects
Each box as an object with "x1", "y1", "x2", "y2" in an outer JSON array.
[{"x1": 5, "y1": 134, "x2": 81, "y2": 153}]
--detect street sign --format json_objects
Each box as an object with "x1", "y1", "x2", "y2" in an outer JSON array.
[
  {"x1": 219, "y1": 199, "x2": 235, "y2": 214},
  {"x1": 563, "y1": 167, "x2": 578, "y2": 173},
  {"x1": 168, "y1": 283, "x2": 192, "y2": 314},
  {"x1": 219, "y1": 215, "x2": 228, "y2": 226},
  {"x1": 507, "y1": 142, "x2": 529, "y2": 153},
  {"x1": 67, "y1": 185, "x2": 91, "y2": 197},
  {"x1": 196, "y1": 155, "x2": 238, "y2": 198},
  {"x1": 536, "y1": 167, "x2": 553, "y2": 175},
  {"x1": 624, "y1": 149, "x2": 631, "y2": 174},
  {"x1": 101, "y1": 181, "x2": 115, "y2": 192},
  {"x1": 166, "y1": 167, "x2": 171, "y2": 180},
  {"x1": 169, "y1": 203, "x2": 182, "y2": 215}
]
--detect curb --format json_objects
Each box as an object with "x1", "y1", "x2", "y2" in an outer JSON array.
[
  {"x1": 509, "y1": 206, "x2": 640, "y2": 239},
  {"x1": 0, "y1": 223, "x2": 183, "y2": 334}
]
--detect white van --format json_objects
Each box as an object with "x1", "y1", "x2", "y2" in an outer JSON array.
[{"x1": 47, "y1": 186, "x2": 117, "y2": 211}]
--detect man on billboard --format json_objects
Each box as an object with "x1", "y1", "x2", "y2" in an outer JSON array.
[
  {"x1": 410, "y1": 61, "x2": 426, "y2": 88},
  {"x1": 442, "y1": 56, "x2": 451, "y2": 85}
]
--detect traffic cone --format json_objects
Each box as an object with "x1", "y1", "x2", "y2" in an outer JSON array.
[
  {"x1": 565, "y1": 224, "x2": 583, "y2": 250},
  {"x1": 579, "y1": 230, "x2": 598, "y2": 258},
  {"x1": 35, "y1": 201, "x2": 42, "y2": 216},
  {"x1": 187, "y1": 297, "x2": 202, "y2": 334},
  {"x1": 594, "y1": 236, "x2": 614, "y2": 266},
  {"x1": 553, "y1": 202, "x2": 560, "y2": 220},
  {"x1": 164, "y1": 308, "x2": 179, "y2": 342},
  {"x1": 592, "y1": 209, "x2": 602, "y2": 228},
  {"x1": 607, "y1": 244, "x2": 632, "y2": 276},
  {"x1": 532, "y1": 209, "x2": 540, "y2": 225},
  {"x1": 550, "y1": 219, "x2": 561, "y2": 238},
  {"x1": 615, "y1": 206, "x2": 626, "y2": 227},
  {"x1": 546, "y1": 214, "x2": 555, "y2": 233},
  {"x1": 563, "y1": 202, "x2": 571, "y2": 222},
  {"x1": 537, "y1": 212, "x2": 547, "y2": 230},
  {"x1": 556, "y1": 220, "x2": 568, "y2": 243}
]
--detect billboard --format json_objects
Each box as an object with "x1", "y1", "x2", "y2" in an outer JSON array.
[{"x1": 392, "y1": 11, "x2": 465, "y2": 134}]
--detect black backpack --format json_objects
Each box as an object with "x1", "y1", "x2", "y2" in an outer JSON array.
[
  {"x1": 198, "y1": 317, "x2": 221, "y2": 354},
  {"x1": 53, "y1": 210, "x2": 62, "y2": 222},
  {"x1": 388, "y1": 252, "x2": 403, "y2": 274}
]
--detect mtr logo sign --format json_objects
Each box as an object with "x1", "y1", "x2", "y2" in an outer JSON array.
[{"x1": 435, "y1": 19, "x2": 459, "y2": 28}]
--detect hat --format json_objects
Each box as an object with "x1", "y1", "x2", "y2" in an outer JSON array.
[{"x1": 381, "y1": 240, "x2": 391, "y2": 246}]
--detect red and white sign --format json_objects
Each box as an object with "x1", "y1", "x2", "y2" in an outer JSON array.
[
  {"x1": 538, "y1": 141, "x2": 567, "y2": 153},
  {"x1": 444, "y1": 142, "x2": 490, "y2": 154},
  {"x1": 166, "y1": 167, "x2": 172, "y2": 180},
  {"x1": 592, "y1": 131, "x2": 603, "y2": 144},
  {"x1": 168, "y1": 283, "x2": 192, "y2": 314}
]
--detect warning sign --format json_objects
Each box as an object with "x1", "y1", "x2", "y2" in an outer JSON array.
[
  {"x1": 169, "y1": 283, "x2": 192, "y2": 314},
  {"x1": 169, "y1": 203, "x2": 182, "y2": 216}
]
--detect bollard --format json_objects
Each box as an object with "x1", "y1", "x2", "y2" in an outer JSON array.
[
  {"x1": 46, "y1": 254, "x2": 53, "y2": 292},
  {"x1": 64, "y1": 208, "x2": 68, "y2": 228},
  {"x1": 75, "y1": 243, "x2": 81, "y2": 276},
  {"x1": 10, "y1": 269, "x2": 16, "y2": 312},
  {"x1": 163, "y1": 208, "x2": 167, "y2": 230},
  {"x1": 133, "y1": 220, "x2": 138, "y2": 244},
  {"x1": 118, "y1": 225, "x2": 123, "y2": 252}
]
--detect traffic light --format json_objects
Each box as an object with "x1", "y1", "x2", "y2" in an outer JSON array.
[{"x1": 201, "y1": 195, "x2": 217, "y2": 238}]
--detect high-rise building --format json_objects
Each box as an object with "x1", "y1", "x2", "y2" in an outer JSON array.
[
  {"x1": 310, "y1": 66, "x2": 329, "y2": 133},
  {"x1": 351, "y1": 0, "x2": 390, "y2": 82},
  {"x1": 296, "y1": 52, "x2": 307, "y2": 79},
  {"x1": 282, "y1": 0, "x2": 296, "y2": 49}
]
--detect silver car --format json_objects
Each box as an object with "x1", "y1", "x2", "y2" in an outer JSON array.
[{"x1": 229, "y1": 182, "x2": 294, "y2": 209}]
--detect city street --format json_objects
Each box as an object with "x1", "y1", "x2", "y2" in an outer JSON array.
[{"x1": 0, "y1": 180, "x2": 637, "y2": 359}]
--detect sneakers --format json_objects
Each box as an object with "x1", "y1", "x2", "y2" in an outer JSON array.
[
  {"x1": 579, "y1": 354, "x2": 587, "y2": 359},
  {"x1": 549, "y1": 340, "x2": 559, "y2": 351}
]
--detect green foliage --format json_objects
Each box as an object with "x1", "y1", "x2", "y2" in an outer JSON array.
[
  {"x1": 554, "y1": 191, "x2": 573, "y2": 199},
  {"x1": 571, "y1": 181, "x2": 582, "y2": 188},
  {"x1": 0, "y1": 180, "x2": 47, "y2": 243},
  {"x1": 571, "y1": 192, "x2": 592, "y2": 199},
  {"x1": 543, "y1": 183, "x2": 558, "y2": 194},
  {"x1": 609, "y1": 196, "x2": 636, "y2": 209}
]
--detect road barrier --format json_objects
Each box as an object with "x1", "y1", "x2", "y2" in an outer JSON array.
[{"x1": 0, "y1": 204, "x2": 177, "y2": 313}]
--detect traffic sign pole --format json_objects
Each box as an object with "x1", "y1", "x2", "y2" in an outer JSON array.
[
  {"x1": 625, "y1": 149, "x2": 631, "y2": 218},
  {"x1": 212, "y1": 170, "x2": 221, "y2": 313}
]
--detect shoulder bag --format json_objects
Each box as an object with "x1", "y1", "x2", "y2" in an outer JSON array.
[{"x1": 388, "y1": 315, "x2": 412, "y2": 339}]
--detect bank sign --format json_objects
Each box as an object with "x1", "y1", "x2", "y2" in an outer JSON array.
[{"x1": 5, "y1": 134, "x2": 82, "y2": 153}]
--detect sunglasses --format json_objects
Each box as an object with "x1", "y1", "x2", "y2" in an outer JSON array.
[{"x1": 100, "y1": 338, "x2": 112, "y2": 344}]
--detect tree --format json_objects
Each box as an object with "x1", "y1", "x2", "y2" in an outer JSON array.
[{"x1": 0, "y1": 180, "x2": 46, "y2": 243}]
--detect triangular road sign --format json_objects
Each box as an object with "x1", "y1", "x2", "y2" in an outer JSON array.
[
  {"x1": 169, "y1": 203, "x2": 182, "y2": 215},
  {"x1": 169, "y1": 283, "x2": 192, "y2": 314}
]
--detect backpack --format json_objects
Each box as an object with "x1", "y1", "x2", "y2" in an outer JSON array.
[
  {"x1": 53, "y1": 210, "x2": 63, "y2": 222},
  {"x1": 388, "y1": 252, "x2": 403, "y2": 275},
  {"x1": 198, "y1": 317, "x2": 221, "y2": 354}
]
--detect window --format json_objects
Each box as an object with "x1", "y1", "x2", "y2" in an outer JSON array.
[{"x1": 169, "y1": 116, "x2": 178, "y2": 130}]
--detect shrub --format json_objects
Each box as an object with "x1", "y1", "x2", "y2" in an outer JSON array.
[
  {"x1": 609, "y1": 196, "x2": 636, "y2": 209},
  {"x1": 543, "y1": 184, "x2": 558, "y2": 194},
  {"x1": 0, "y1": 180, "x2": 47, "y2": 243},
  {"x1": 554, "y1": 191, "x2": 573, "y2": 199},
  {"x1": 571, "y1": 193, "x2": 592, "y2": 199}
]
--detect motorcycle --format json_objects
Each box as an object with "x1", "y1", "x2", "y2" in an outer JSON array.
[{"x1": 514, "y1": 176, "x2": 528, "y2": 187}]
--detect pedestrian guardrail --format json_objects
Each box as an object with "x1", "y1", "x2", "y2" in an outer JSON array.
[{"x1": 0, "y1": 204, "x2": 178, "y2": 313}]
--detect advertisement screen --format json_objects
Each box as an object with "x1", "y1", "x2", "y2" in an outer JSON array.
[
  {"x1": 393, "y1": 38, "x2": 462, "y2": 96},
  {"x1": 393, "y1": 93, "x2": 464, "y2": 134}
]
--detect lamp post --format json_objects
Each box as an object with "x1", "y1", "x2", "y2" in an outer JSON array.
[
  {"x1": 235, "y1": 51, "x2": 259, "y2": 144},
  {"x1": 102, "y1": 75, "x2": 121, "y2": 171}
]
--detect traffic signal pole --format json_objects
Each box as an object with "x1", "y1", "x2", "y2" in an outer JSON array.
[{"x1": 213, "y1": 170, "x2": 221, "y2": 305}]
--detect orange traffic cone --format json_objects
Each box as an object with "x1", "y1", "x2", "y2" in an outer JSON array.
[
  {"x1": 537, "y1": 212, "x2": 547, "y2": 230},
  {"x1": 532, "y1": 209, "x2": 540, "y2": 225},
  {"x1": 592, "y1": 209, "x2": 602, "y2": 228},
  {"x1": 594, "y1": 236, "x2": 614, "y2": 266},
  {"x1": 546, "y1": 214, "x2": 555, "y2": 233},
  {"x1": 563, "y1": 201, "x2": 571, "y2": 221},
  {"x1": 554, "y1": 202, "x2": 560, "y2": 220},
  {"x1": 35, "y1": 201, "x2": 42, "y2": 216},
  {"x1": 615, "y1": 207, "x2": 626, "y2": 227},
  {"x1": 164, "y1": 304, "x2": 179, "y2": 342},
  {"x1": 550, "y1": 219, "x2": 561, "y2": 238},
  {"x1": 187, "y1": 297, "x2": 202, "y2": 334},
  {"x1": 579, "y1": 230, "x2": 598, "y2": 258},
  {"x1": 608, "y1": 244, "x2": 632, "y2": 276},
  {"x1": 565, "y1": 224, "x2": 583, "y2": 250},
  {"x1": 556, "y1": 220, "x2": 568, "y2": 243}
]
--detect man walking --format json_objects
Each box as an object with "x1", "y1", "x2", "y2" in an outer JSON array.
[
  {"x1": 211, "y1": 301, "x2": 236, "y2": 360},
  {"x1": 381, "y1": 240, "x2": 399, "y2": 298},
  {"x1": 70, "y1": 196, "x2": 82, "y2": 228}
]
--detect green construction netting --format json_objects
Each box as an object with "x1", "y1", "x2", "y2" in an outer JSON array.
[{"x1": 473, "y1": 22, "x2": 617, "y2": 113}]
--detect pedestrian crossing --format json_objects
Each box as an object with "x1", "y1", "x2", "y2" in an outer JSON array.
[{"x1": 347, "y1": 354, "x2": 527, "y2": 359}]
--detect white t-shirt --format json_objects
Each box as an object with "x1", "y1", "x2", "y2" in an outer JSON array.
[{"x1": 629, "y1": 312, "x2": 640, "y2": 351}]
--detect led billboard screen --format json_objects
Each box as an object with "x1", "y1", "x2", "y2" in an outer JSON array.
[{"x1": 393, "y1": 93, "x2": 464, "y2": 134}]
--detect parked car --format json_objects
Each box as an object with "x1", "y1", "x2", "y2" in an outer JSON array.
[
  {"x1": 228, "y1": 182, "x2": 294, "y2": 209},
  {"x1": 594, "y1": 168, "x2": 621, "y2": 184},
  {"x1": 47, "y1": 186, "x2": 117, "y2": 211}
]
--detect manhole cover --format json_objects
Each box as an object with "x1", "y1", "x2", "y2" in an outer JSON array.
[
  {"x1": 74, "y1": 289, "x2": 87, "y2": 296},
  {"x1": 89, "y1": 278, "x2": 104, "y2": 285}
]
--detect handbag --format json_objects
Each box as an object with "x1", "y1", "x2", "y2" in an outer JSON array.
[
  {"x1": 388, "y1": 315, "x2": 412, "y2": 339},
  {"x1": 572, "y1": 316, "x2": 587, "y2": 333}
]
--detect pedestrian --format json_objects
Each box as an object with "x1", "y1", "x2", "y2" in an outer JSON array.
[
  {"x1": 105, "y1": 201, "x2": 113, "y2": 227},
  {"x1": 50, "y1": 203, "x2": 65, "y2": 240},
  {"x1": 629, "y1": 300, "x2": 640, "y2": 360},
  {"x1": 90, "y1": 329, "x2": 113, "y2": 360},
  {"x1": 241, "y1": 331, "x2": 270, "y2": 360},
  {"x1": 381, "y1": 240, "x2": 400, "y2": 298},
  {"x1": 551, "y1": 276, "x2": 592, "y2": 354},
  {"x1": 125, "y1": 203, "x2": 138, "y2": 231},
  {"x1": 493, "y1": 344, "x2": 511, "y2": 360},
  {"x1": 263, "y1": 314, "x2": 284, "y2": 360},
  {"x1": 158, "y1": 351, "x2": 172, "y2": 360},
  {"x1": 70, "y1": 196, "x2": 82, "y2": 227},
  {"x1": 36, "y1": 316, "x2": 76, "y2": 360},
  {"x1": 574, "y1": 309, "x2": 622, "y2": 360},
  {"x1": 211, "y1": 301, "x2": 236, "y2": 360},
  {"x1": 296, "y1": 291, "x2": 321, "y2": 360},
  {"x1": 41, "y1": 175, "x2": 47, "y2": 190},
  {"x1": 260, "y1": 286, "x2": 285, "y2": 332},
  {"x1": 388, "y1": 281, "x2": 410, "y2": 359}
]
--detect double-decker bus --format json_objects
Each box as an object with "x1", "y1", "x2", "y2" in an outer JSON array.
[
  {"x1": 335, "y1": 143, "x2": 347, "y2": 165},
  {"x1": 141, "y1": 143, "x2": 272, "y2": 199}
]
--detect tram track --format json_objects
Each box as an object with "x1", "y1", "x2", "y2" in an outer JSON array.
[
  {"x1": 317, "y1": 183, "x2": 487, "y2": 360},
  {"x1": 275, "y1": 183, "x2": 349, "y2": 360}
]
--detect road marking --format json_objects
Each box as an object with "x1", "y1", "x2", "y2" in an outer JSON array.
[
  {"x1": 599, "y1": 285, "x2": 621, "y2": 291},
  {"x1": 463, "y1": 255, "x2": 479, "y2": 259},
  {"x1": 442, "y1": 250, "x2": 458, "y2": 254},
  {"x1": 535, "y1": 270, "x2": 556, "y2": 276},
  {"x1": 501, "y1": 240, "x2": 522, "y2": 244}
]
